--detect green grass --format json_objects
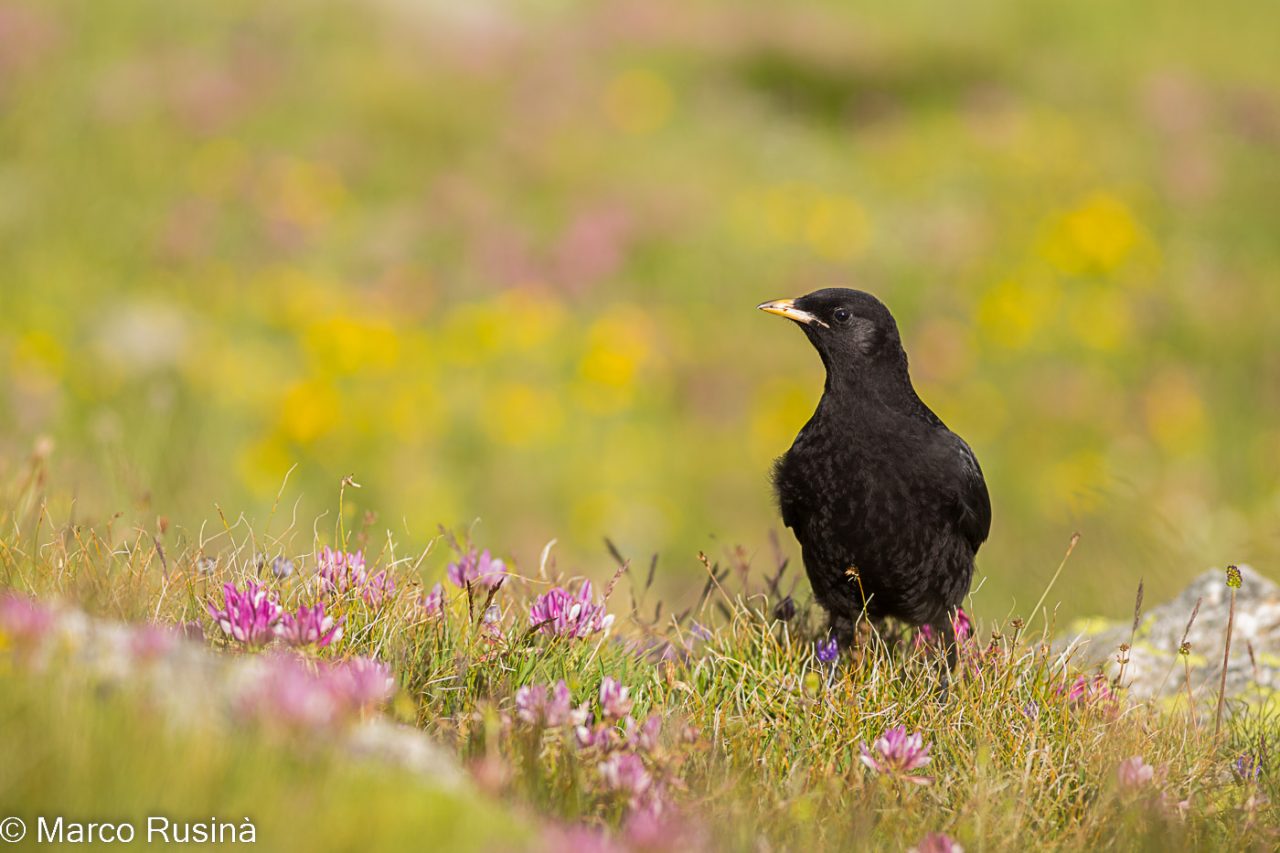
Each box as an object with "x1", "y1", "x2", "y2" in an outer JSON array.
[{"x1": 2, "y1": 471, "x2": 1276, "y2": 850}]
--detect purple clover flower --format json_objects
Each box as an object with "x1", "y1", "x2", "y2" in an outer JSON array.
[
  {"x1": 361, "y1": 570, "x2": 396, "y2": 609},
  {"x1": 626, "y1": 715, "x2": 662, "y2": 753},
  {"x1": 1060, "y1": 673, "x2": 1114, "y2": 707},
  {"x1": 598, "y1": 676, "x2": 633, "y2": 720},
  {"x1": 129, "y1": 624, "x2": 178, "y2": 662},
  {"x1": 914, "y1": 607, "x2": 972, "y2": 650},
  {"x1": 0, "y1": 593, "x2": 56, "y2": 648},
  {"x1": 447, "y1": 548, "x2": 507, "y2": 589},
  {"x1": 270, "y1": 556, "x2": 295, "y2": 580},
  {"x1": 316, "y1": 547, "x2": 367, "y2": 594},
  {"x1": 325, "y1": 656, "x2": 396, "y2": 710},
  {"x1": 1234, "y1": 754, "x2": 1262, "y2": 782},
  {"x1": 420, "y1": 582, "x2": 445, "y2": 618},
  {"x1": 239, "y1": 654, "x2": 340, "y2": 729},
  {"x1": 575, "y1": 722, "x2": 620, "y2": 750},
  {"x1": 207, "y1": 581, "x2": 282, "y2": 646},
  {"x1": 515, "y1": 680, "x2": 587, "y2": 727},
  {"x1": 1117, "y1": 756, "x2": 1155, "y2": 789},
  {"x1": 316, "y1": 547, "x2": 394, "y2": 608},
  {"x1": 529, "y1": 580, "x2": 614, "y2": 639},
  {"x1": 598, "y1": 752, "x2": 652, "y2": 800},
  {"x1": 540, "y1": 825, "x2": 627, "y2": 853},
  {"x1": 859, "y1": 725, "x2": 932, "y2": 785},
  {"x1": 277, "y1": 603, "x2": 344, "y2": 649},
  {"x1": 910, "y1": 833, "x2": 965, "y2": 853},
  {"x1": 815, "y1": 637, "x2": 840, "y2": 664}
]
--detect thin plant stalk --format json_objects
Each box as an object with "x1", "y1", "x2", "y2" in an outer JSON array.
[{"x1": 1213, "y1": 565, "x2": 1242, "y2": 739}]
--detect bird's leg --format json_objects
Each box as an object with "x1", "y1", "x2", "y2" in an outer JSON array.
[
  {"x1": 828, "y1": 610, "x2": 857, "y2": 650},
  {"x1": 928, "y1": 615, "x2": 957, "y2": 697}
]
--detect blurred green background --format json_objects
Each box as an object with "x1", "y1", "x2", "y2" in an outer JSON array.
[{"x1": 2, "y1": 0, "x2": 1277, "y2": 619}]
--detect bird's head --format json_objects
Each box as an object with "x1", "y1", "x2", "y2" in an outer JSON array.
[{"x1": 757, "y1": 288, "x2": 906, "y2": 379}]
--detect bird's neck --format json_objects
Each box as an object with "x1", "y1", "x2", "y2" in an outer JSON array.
[{"x1": 821, "y1": 356, "x2": 932, "y2": 425}]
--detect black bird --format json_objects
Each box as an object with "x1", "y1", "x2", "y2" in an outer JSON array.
[{"x1": 758, "y1": 288, "x2": 991, "y2": 657}]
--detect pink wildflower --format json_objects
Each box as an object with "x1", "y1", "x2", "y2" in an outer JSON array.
[
  {"x1": 910, "y1": 833, "x2": 965, "y2": 853},
  {"x1": 0, "y1": 593, "x2": 56, "y2": 648},
  {"x1": 207, "y1": 581, "x2": 282, "y2": 646},
  {"x1": 859, "y1": 725, "x2": 932, "y2": 785},
  {"x1": 529, "y1": 580, "x2": 614, "y2": 639},
  {"x1": 598, "y1": 752, "x2": 652, "y2": 799},
  {"x1": 239, "y1": 654, "x2": 340, "y2": 729},
  {"x1": 316, "y1": 547, "x2": 364, "y2": 592},
  {"x1": 1060, "y1": 673, "x2": 1115, "y2": 707},
  {"x1": 540, "y1": 825, "x2": 626, "y2": 853},
  {"x1": 1118, "y1": 756, "x2": 1156, "y2": 790},
  {"x1": 914, "y1": 608, "x2": 972, "y2": 650},
  {"x1": 516, "y1": 680, "x2": 587, "y2": 727},
  {"x1": 598, "y1": 676, "x2": 633, "y2": 720},
  {"x1": 129, "y1": 624, "x2": 178, "y2": 661},
  {"x1": 361, "y1": 570, "x2": 396, "y2": 608},
  {"x1": 316, "y1": 548, "x2": 394, "y2": 608},
  {"x1": 276, "y1": 603, "x2": 344, "y2": 649},
  {"x1": 325, "y1": 656, "x2": 395, "y2": 711},
  {"x1": 420, "y1": 582, "x2": 445, "y2": 618},
  {"x1": 626, "y1": 715, "x2": 662, "y2": 753},
  {"x1": 447, "y1": 548, "x2": 508, "y2": 589}
]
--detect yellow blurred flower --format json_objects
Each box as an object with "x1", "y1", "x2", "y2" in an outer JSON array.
[
  {"x1": 1039, "y1": 449, "x2": 1109, "y2": 514},
  {"x1": 749, "y1": 379, "x2": 815, "y2": 464},
  {"x1": 603, "y1": 69, "x2": 674, "y2": 135},
  {"x1": 484, "y1": 383, "x2": 564, "y2": 447},
  {"x1": 236, "y1": 435, "x2": 294, "y2": 497},
  {"x1": 1040, "y1": 192, "x2": 1142, "y2": 275},
  {"x1": 576, "y1": 305, "x2": 654, "y2": 413},
  {"x1": 497, "y1": 289, "x2": 567, "y2": 352},
  {"x1": 439, "y1": 302, "x2": 504, "y2": 367},
  {"x1": 804, "y1": 193, "x2": 872, "y2": 261},
  {"x1": 976, "y1": 277, "x2": 1062, "y2": 350},
  {"x1": 277, "y1": 379, "x2": 341, "y2": 445},
  {"x1": 1067, "y1": 286, "x2": 1133, "y2": 351},
  {"x1": 305, "y1": 315, "x2": 401, "y2": 375},
  {"x1": 1143, "y1": 370, "x2": 1207, "y2": 455},
  {"x1": 11, "y1": 331, "x2": 65, "y2": 392}
]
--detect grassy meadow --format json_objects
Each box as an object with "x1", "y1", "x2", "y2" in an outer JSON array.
[{"x1": 2, "y1": 0, "x2": 1280, "y2": 849}]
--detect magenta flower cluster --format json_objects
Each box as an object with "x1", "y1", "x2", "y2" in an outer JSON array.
[
  {"x1": 277, "y1": 603, "x2": 345, "y2": 649},
  {"x1": 446, "y1": 548, "x2": 508, "y2": 589},
  {"x1": 420, "y1": 582, "x2": 445, "y2": 618},
  {"x1": 515, "y1": 680, "x2": 588, "y2": 727},
  {"x1": 1059, "y1": 673, "x2": 1115, "y2": 708},
  {"x1": 0, "y1": 592, "x2": 56, "y2": 648},
  {"x1": 910, "y1": 833, "x2": 965, "y2": 853},
  {"x1": 316, "y1": 547, "x2": 396, "y2": 608},
  {"x1": 207, "y1": 581, "x2": 282, "y2": 646},
  {"x1": 914, "y1": 607, "x2": 972, "y2": 650},
  {"x1": 514, "y1": 676, "x2": 668, "y2": 818},
  {"x1": 237, "y1": 654, "x2": 395, "y2": 729},
  {"x1": 859, "y1": 724, "x2": 933, "y2": 785},
  {"x1": 207, "y1": 581, "x2": 343, "y2": 649},
  {"x1": 529, "y1": 580, "x2": 614, "y2": 639}
]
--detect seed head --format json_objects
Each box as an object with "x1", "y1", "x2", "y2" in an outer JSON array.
[{"x1": 1226, "y1": 565, "x2": 1242, "y2": 589}]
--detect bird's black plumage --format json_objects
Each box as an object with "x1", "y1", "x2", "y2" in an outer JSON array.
[{"x1": 759, "y1": 288, "x2": 991, "y2": 649}]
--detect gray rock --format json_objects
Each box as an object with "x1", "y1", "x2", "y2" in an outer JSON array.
[{"x1": 1063, "y1": 565, "x2": 1280, "y2": 708}]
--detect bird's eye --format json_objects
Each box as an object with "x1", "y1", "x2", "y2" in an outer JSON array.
[{"x1": 833, "y1": 308, "x2": 852, "y2": 325}]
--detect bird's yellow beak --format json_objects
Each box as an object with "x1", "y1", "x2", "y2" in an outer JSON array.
[{"x1": 757, "y1": 298, "x2": 829, "y2": 328}]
